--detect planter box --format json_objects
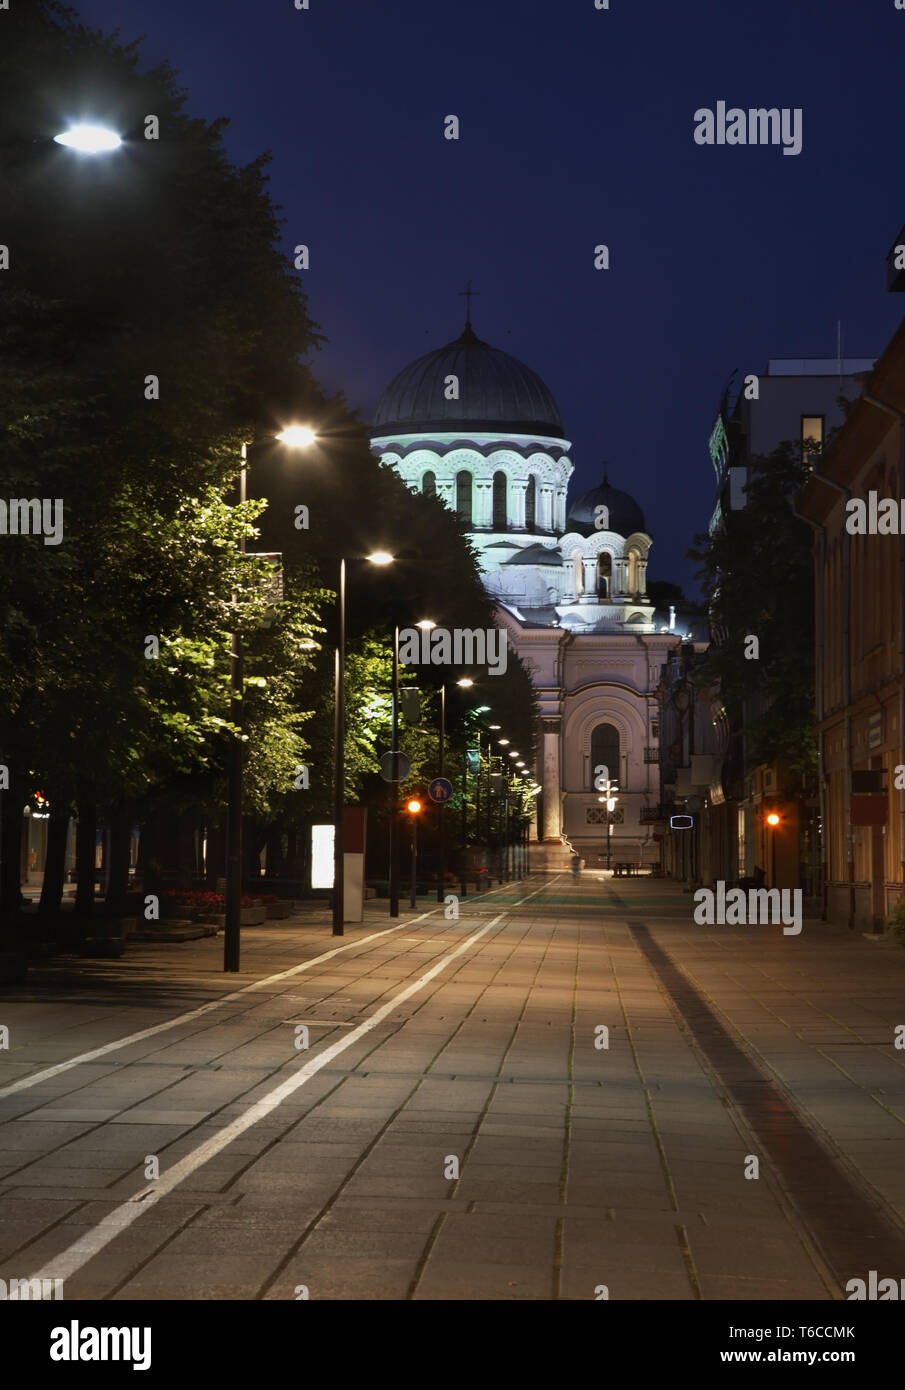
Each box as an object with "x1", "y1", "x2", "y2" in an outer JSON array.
[
  {"x1": 241, "y1": 907, "x2": 266, "y2": 925},
  {"x1": 264, "y1": 902, "x2": 292, "y2": 919}
]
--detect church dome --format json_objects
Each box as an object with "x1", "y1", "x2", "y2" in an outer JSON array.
[
  {"x1": 372, "y1": 323, "x2": 564, "y2": 437},
  {"x1": 566, "y1": 471, "x2": 646, "y2": 538}
]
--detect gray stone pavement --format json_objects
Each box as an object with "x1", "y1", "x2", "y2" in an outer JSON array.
[{"x1": 1, "y1": 872, "x2": 904, "y2": 1300}]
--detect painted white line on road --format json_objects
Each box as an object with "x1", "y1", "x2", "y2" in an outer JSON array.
[
  {"x1": 0, "y1": 887, "x2": 511, "y2": 1101},
  {"x1": 25, "y1": 877, "x2": 554, "y2": 1287}
]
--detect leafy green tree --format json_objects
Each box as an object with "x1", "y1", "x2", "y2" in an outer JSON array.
[{"x1": 688, "y1": 441, "x2": 816, "y2": 776}]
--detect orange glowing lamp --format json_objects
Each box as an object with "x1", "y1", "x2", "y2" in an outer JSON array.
[{"x1": 407, "y1": 799, "x2": 422, "y2": 815}]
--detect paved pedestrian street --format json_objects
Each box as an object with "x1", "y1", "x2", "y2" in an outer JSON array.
[{"x1": 2, "y1": 872, "x2": 905, "y2": 1302}]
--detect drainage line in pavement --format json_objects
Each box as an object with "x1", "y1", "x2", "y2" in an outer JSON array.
[{"x1": 628, "y1": 922, "x2": 905, "y2": 1292}]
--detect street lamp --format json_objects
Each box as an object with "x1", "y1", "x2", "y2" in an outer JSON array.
[
  {"x1": 53, "y1": 124, "x2": 122, "y2": 152},
  {"x1": 224, "y1": 426, "x2": 316, "y2": 972},
  {"x1": 333, "y1": 550, "x2": 395, "y2": 935},
  {"x1": 407, "y1": 798, "x2": 422, "y2": 907}
]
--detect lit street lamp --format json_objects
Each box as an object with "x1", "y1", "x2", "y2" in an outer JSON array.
[
  {"x1": 224, "y1": 426, "x2": 316, "y2": 973},
  {"x1": 53, "y1": 124, "x2": 122, "y2": 153},
  {"x1": 407, "y1": 798, "x2": 422, "y2": 907},
  {"x1": 333, "y1": 550, "x2": 394, "y2": 935}
]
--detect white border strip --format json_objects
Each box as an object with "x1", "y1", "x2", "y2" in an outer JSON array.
[
  {"x1": 0, "y1": 902, "x2": 462, "y2": 1101},
  {"x1": 26, "y1": 878, "x2": 553, "y2": 1286}
]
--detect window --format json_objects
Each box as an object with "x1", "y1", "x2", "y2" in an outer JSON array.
[
  {"x1": 591, "y1": 722, "x2": 620, "y2": 790},
  {"x1": 456, "y1": 470, "x2": 473, "y2": 524},
  {"x1": 801, "y1": 415, "x2": 824, "y2": 462},
  {"x1": 492, "y1": 471, "x2": 507, "y2": 529},
  {"x1": 598, "y1": 552, "x2": 611, "y2": 598},
  {"x1": 422, "y1": 470, "x2": 436, "y2": 498},
  {"x1": 525, "y1": 476, "x2": 537, "y2": 530}
]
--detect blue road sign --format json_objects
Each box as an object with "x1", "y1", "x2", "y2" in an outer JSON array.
[{"x1": 428, "y1": 776, "x2": 453, "y2": 804}]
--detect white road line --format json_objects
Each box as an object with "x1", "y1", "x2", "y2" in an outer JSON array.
[
  {"x1": 0, "y1": 900, "x2": 471, "y2": 1102},
  {"x1": 25, "y1": 877, "x2": 554, "y2": 1286},
  {"x1": 0, "y1": 877, "x2": 525, "y2": 1100}
]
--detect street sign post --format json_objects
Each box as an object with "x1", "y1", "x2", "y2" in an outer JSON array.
[{"x1": 378, "y1": 750, "x2": 411, "y2": 783}]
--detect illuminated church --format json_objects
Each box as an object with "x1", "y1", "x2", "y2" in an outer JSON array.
[{"x1": 370, "y1": 312, "x2": 682, "y2": 868}]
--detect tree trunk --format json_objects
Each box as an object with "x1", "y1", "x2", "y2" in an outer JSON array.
[
  {"x1": 0, "y1": 758, "x2": 24, "y2": 920},
  {"x1": 74, "y1": 798, "x2": 96, "y2": 919},
  {"x1": 106, "y1": 799, "x2": 133, "y2": 917},
  {"x1": 38, "y1": 805, "x2": 69, "y2": 920}
]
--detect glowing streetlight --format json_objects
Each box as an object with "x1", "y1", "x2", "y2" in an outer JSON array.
[
  {"x1": 54, "y1": 124, "x2": 122, "y2": 153},
  {"x1": 276, "y1": 425, "x2": 317, "y2": 448},
  {"x1": 766, "y1": 812, "x2": 780, "y2": 827},
  {"x1": 368, "y1": 551, "x2": 395, "y2": 566},
  {"x1": 407, "y1": 799, "x2": 422, "y2": 907},
  {"x1": 457, "y1": 677, "x2": 474, "y2": 688}
]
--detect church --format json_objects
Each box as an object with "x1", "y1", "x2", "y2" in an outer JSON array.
[{"x1": 369, "y1": 313, "x2": 686, "y2": 869}]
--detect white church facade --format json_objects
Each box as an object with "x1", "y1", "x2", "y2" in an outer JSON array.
[{"x1": 370, "y1": 317, "x2": 688, "y2": 868}]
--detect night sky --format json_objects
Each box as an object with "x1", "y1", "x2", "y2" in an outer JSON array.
[{"x1": 76, "y1": 0, "x2": 905, "y2": 593}]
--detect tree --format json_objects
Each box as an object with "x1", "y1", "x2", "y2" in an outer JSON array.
[
  {"x1": 0, "y1": 3, "x2": 326, "y2": 918},
  {"x1": 687, "y1": 441, "x2": 817, "y2": 775}
]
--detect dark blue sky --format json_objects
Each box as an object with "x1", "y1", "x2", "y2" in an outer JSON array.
[{"x1": 77, "y1": 0, "x2": 905, "y2": 593}]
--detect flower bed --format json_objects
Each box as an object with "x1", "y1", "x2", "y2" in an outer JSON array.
[{"x1": 161, "y1": 889, "x2": 263, "y2": 922}]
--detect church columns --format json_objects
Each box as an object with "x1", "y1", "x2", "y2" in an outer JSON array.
[
  {"x1": 539, "y1": 485, "x2": 554, "y2": 531},
  {"x1": 555, "y1": 488, "x2": 566, "y2": 532},
  {"x1": 562, "y1": 557, "x2": 577, "y2": 603},
  {"x1": 540, "y1": 718, "x2": 563, "y2": 841},
  {"x1": 511, "y1": 479, "x2": 527, "y2": 529},
  {"x1": 436, "y1": 477, "x2": 455, "y2": 510},
  {"x1": 474, "y1": 478, "x2": 493, "y2": 528},
  {"x1": 637, "y1": 556, "x2": 648, "y2": 597},
  {"x1": 580, "y1": 556, "x2": 598, "y2": 605},
  {"x1": 614, "y1": 558, "x2": 628, "y2": 596}
]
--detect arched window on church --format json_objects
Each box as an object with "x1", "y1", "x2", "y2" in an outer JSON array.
[
  {"x1": 422, "y1": 470, "x2": 436, "y2": 498},
  {"x1": 492, "y1": 471, "x2": 507, "y2": 530},
  {"x1": 598, "y1": 552, "x2": 611, "y2": 599},
  {"x1": 627, "y1": 548, "x2": 640, "y2": 594},
  {"x1": 456, "y1": 470, "x2": 473, "y2": 525},
  {"x1": 525, "y1": 476, "x2": 537, "y2": 530},
  {"x1": 591, "y1": 722, "x2": 620, "y2": 791}
]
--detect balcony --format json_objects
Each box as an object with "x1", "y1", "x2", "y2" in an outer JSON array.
[{"x1": 643, "y1": 747, "x2": 659, "y2": 763}]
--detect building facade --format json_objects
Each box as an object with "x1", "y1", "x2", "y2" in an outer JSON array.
[
  {"x1": 800, "y1": 320, "x2": 905, "y2": 930},
  {"x1": 371, "y1": 318, "x2": 690, "y2": 868}
]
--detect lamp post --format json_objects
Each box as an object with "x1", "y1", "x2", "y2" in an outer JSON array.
[
  {"x1": 407, "y1": 798, "x2": 422, "y2": 907},
  {"x1": 437, "y1": 684, "x2": 446, "y2": 901},
  {"x1": 332, "y1": 551, "x2": 394, "y2": 936},
  {"x1": 389, "y1": 622, "x2": 401, "y2": 917},
  {"x1": 224, "y1": 426, "x2": 315, "y2": 973}
]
